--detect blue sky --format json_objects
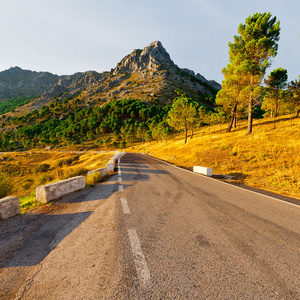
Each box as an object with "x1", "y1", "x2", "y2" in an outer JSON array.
[{"x1": 0, "y1": 0, "x2": 299, "y2": 84}]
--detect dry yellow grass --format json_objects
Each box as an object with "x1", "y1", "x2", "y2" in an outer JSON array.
[
  {"x1": 133, "y1": 115, "x2": 300, "y2": 201},
  {"x1": 0, "y1": 151, "x2": 116, "y2": 212}
]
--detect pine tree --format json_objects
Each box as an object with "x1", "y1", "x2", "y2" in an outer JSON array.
[
  {"x1": 288, "y1": 76, "x2": 300, "y2": 117},
  {"x1": 216, "y1": 63, "x2": 246, "y2": 132},
  {"x1": 167, "y1": 95, "x2": 197, "y2": 144},
  {"x1": 262, "y1": 68, "x2": 288, "y2": 127},
  {"x1": 227, "y1": 12, "x2": 280, "y2": 134}
]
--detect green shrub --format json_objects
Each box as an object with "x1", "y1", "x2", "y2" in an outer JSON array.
[
  {"x1": 19, "y1": 194, "x2": 37, "y2": 209},
  {"x1": 86, "y1": 172, "x2": 102, "y2": 186},
  {"x1": 112, "y1": 141, "x2": 119, "y2": 148},
  {"x1": 95, "y1": 139, "x2": 103, "y2": 146},
  {"x1": 104, "y1": 137, "x2": 112, "y2": 145}
]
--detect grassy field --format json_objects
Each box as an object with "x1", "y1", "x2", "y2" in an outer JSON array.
[
  {"x1": 1, "y1": 114, "x2": 299, "y2": 214},
  {"x1": 133, "y1": 115, "x2": 300, "y2": 201},
  {"x1": 0, "y1": 151, "x2": 115, "y2": 212}
]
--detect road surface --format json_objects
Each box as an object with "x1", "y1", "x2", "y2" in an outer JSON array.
[{"x1": 0, "y1": 153, "x2": 299, "y2": 299}]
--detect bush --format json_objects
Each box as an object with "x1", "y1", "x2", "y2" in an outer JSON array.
[
  {"x1": 63, "y1": 168, "x2": 87, "y2": 179},
  {"x1": 112, "y1": 141, "x2": 119, "y2": 148},
  {"x1": 35, "y1": 163, "x2": 50, "y2": 173},
  {"x1": 35, "y1": 174, "x2": 54, "y2": 186},
  {"x1": 95, "y1": 139, "x2": 103, "y2": 146},
  {"x1": 63, "y1": 158, "x2": 74, "y2": 166},
  {"x1": 104, "y1": 137, "x2": 112, "y2": 145},
  {"x1": 144, "y1": 130, "x2": 153, "y2": 142},
  {"x1": 56, "y1": 155, "x2": 80, "y2": 167},
  {"x1": 86, "y1": 172, "x2": 102, "y2": 186},
  {"x1": 0, "y1": 172, "x2": 13, "y2": 198}
]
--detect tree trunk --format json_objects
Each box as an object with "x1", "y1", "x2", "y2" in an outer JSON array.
[
  {"x1": 227, "y1": 103, "x2": 237, "y2": 132},
  {"x1": 184, "y1": 125, "x2": 188, "y2": 144},
  {"x1": 227, "y1": 116, "x2": 234, "y2": 132},
  {"x1": 247, "y1": 96, "x2": 253, "y2": 135},
  {"x1": 190, "y1": 128, "x2": 194, "y2": 139}
]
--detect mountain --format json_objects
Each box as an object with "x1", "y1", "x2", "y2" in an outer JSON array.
[
  {"x1": 1, "y1": 41, "x2": 221, "y2": 115},
  {"x1": 0, "y1": 67, "x2": 61, "y2": 100}
]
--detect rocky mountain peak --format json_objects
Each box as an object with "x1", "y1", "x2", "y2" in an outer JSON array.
[{"x1": 113, "y1": 41, "x2": 175, "y2": 75}]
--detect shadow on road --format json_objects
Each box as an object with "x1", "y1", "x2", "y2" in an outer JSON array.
[
  {"x1": 3, "y1": 212, "x2": 92, "y2": 268},
  {"x1": 0, "y1": 180, "x2": 122, "y2": 269},
  {"x1": 120, "y1": 167, "x2": 169, "y2": 175}
]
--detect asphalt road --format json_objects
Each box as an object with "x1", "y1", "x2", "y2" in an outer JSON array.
[{"x1": 0, "y1": 152, "x2": 299, "y2": 299}]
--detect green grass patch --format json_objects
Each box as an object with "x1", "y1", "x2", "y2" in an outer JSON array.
[{"x1": 19, "y1": 193, "x2": 39, "y2": 212}]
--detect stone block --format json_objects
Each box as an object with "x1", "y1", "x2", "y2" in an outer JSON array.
[
  {"x1": 36, "y1": 176, "x2": 86, "y2": 203},
  {"x1": 0, "y1": 196, "x2": 20, "y2": 220},
  {"x1": 107, "y1": 158, "x2": 116, "y2": 172},
  {"x1": 87, "y1": 167, "x2": 108, "y2": 177},
  {"x1": 193, "y1": 166, "x2": 213, "y2": 176}
]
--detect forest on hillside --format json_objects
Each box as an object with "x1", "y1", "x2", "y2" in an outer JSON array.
[{"x1": 0, "y1": 12, "x2": 300, "y2": 152}]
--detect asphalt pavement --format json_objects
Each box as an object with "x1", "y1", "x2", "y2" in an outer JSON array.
[{"x1": 0, "y1": 152, "x2": 299, "y2": 299}]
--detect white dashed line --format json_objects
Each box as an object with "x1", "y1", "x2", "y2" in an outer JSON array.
[
  {"x1": 127, "y1": 228, "x2": 151, "y2": 286},
  {"x1": 120, "y1": 197, "x2": 131, "y2": 214},
  {"x1": 118, "y1": 158, "x2": 122, "y2": 175},
  {"x1": 118, "y1": 155, "x2": 150, "y2": 286}
]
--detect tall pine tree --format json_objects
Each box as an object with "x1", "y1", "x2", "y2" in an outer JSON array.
[{"x1": 226, "y1": 12, "x2": 280, "y2": 134}]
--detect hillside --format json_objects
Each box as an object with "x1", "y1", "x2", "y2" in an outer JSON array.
[
  {"x1": 1, "y1": 41, "x2": 220, "y2": 116},
  {"x1": 133, "y1": 115, "x2": 300, "y2": 201},
  {"x1": 0, "y1": 67, "x2": 61, "y2": 100}
]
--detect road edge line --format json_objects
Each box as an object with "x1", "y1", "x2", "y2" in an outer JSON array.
[{"x1": 142, "y1": 153, "x2": 300, "y2": 209}]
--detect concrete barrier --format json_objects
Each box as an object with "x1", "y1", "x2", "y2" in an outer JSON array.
[
  {"x1": 107, "y1": 152, "x2": 126, "y2": 172},
  {"x1": 34, "y1": 152, "x2": 125, "y2": 204},
  {"x1": 87, "y1": 167, "x2": 109, "y2": 177},
  {"x1": 193, "y1": 166, "x2": 213, "y2": 176},
  {"x1": 36, "y1": 176, "x2": 86, "y2": 203},
  {"x1": 107, "y1": 158, "x2": 117, "y2": 172},
  {"x1": 0, "y1": 196, "x2": 20, "y2": 220}
]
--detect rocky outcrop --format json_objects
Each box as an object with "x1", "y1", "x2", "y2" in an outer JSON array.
[
  {"x1": 113, "y1": 41, "x2": 175, "y2": 74},
  {"x1": 41, "y1": 71, "x2": 105, "y2": 100},
  {"x1": 180, "y1": 68, "x2": 221, "y2": 90},
  {"x1": 0, "y1": 67, "x2": 61, "y2": 99},
  {"x1": 1, "y1": 41, "x2": 221, "y2": 115}
]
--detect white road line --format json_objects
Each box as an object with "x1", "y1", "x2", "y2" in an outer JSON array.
[
  {"x1": 127, "y1": 228, "x2": 151, "y2": 286},
  {"x1": 118, "y1": 176, "x2": 122, "y2": 182},
  {"x1": 144, "y1": 154, "x2": 300, "y2": 208},
  {"x1": 120, "y1": 197, "x2": 131, "y2": 214},
  {"x1": 118, "y1": 158, "x2": 122, "y2": 175},
  {"x1": 119, "y1": 185, "x2": 124, "y2": 192}
]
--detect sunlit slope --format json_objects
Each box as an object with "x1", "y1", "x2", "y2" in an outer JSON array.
[{"x1": 134, "y1": 115, "x2": 300, "y2": 200}]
